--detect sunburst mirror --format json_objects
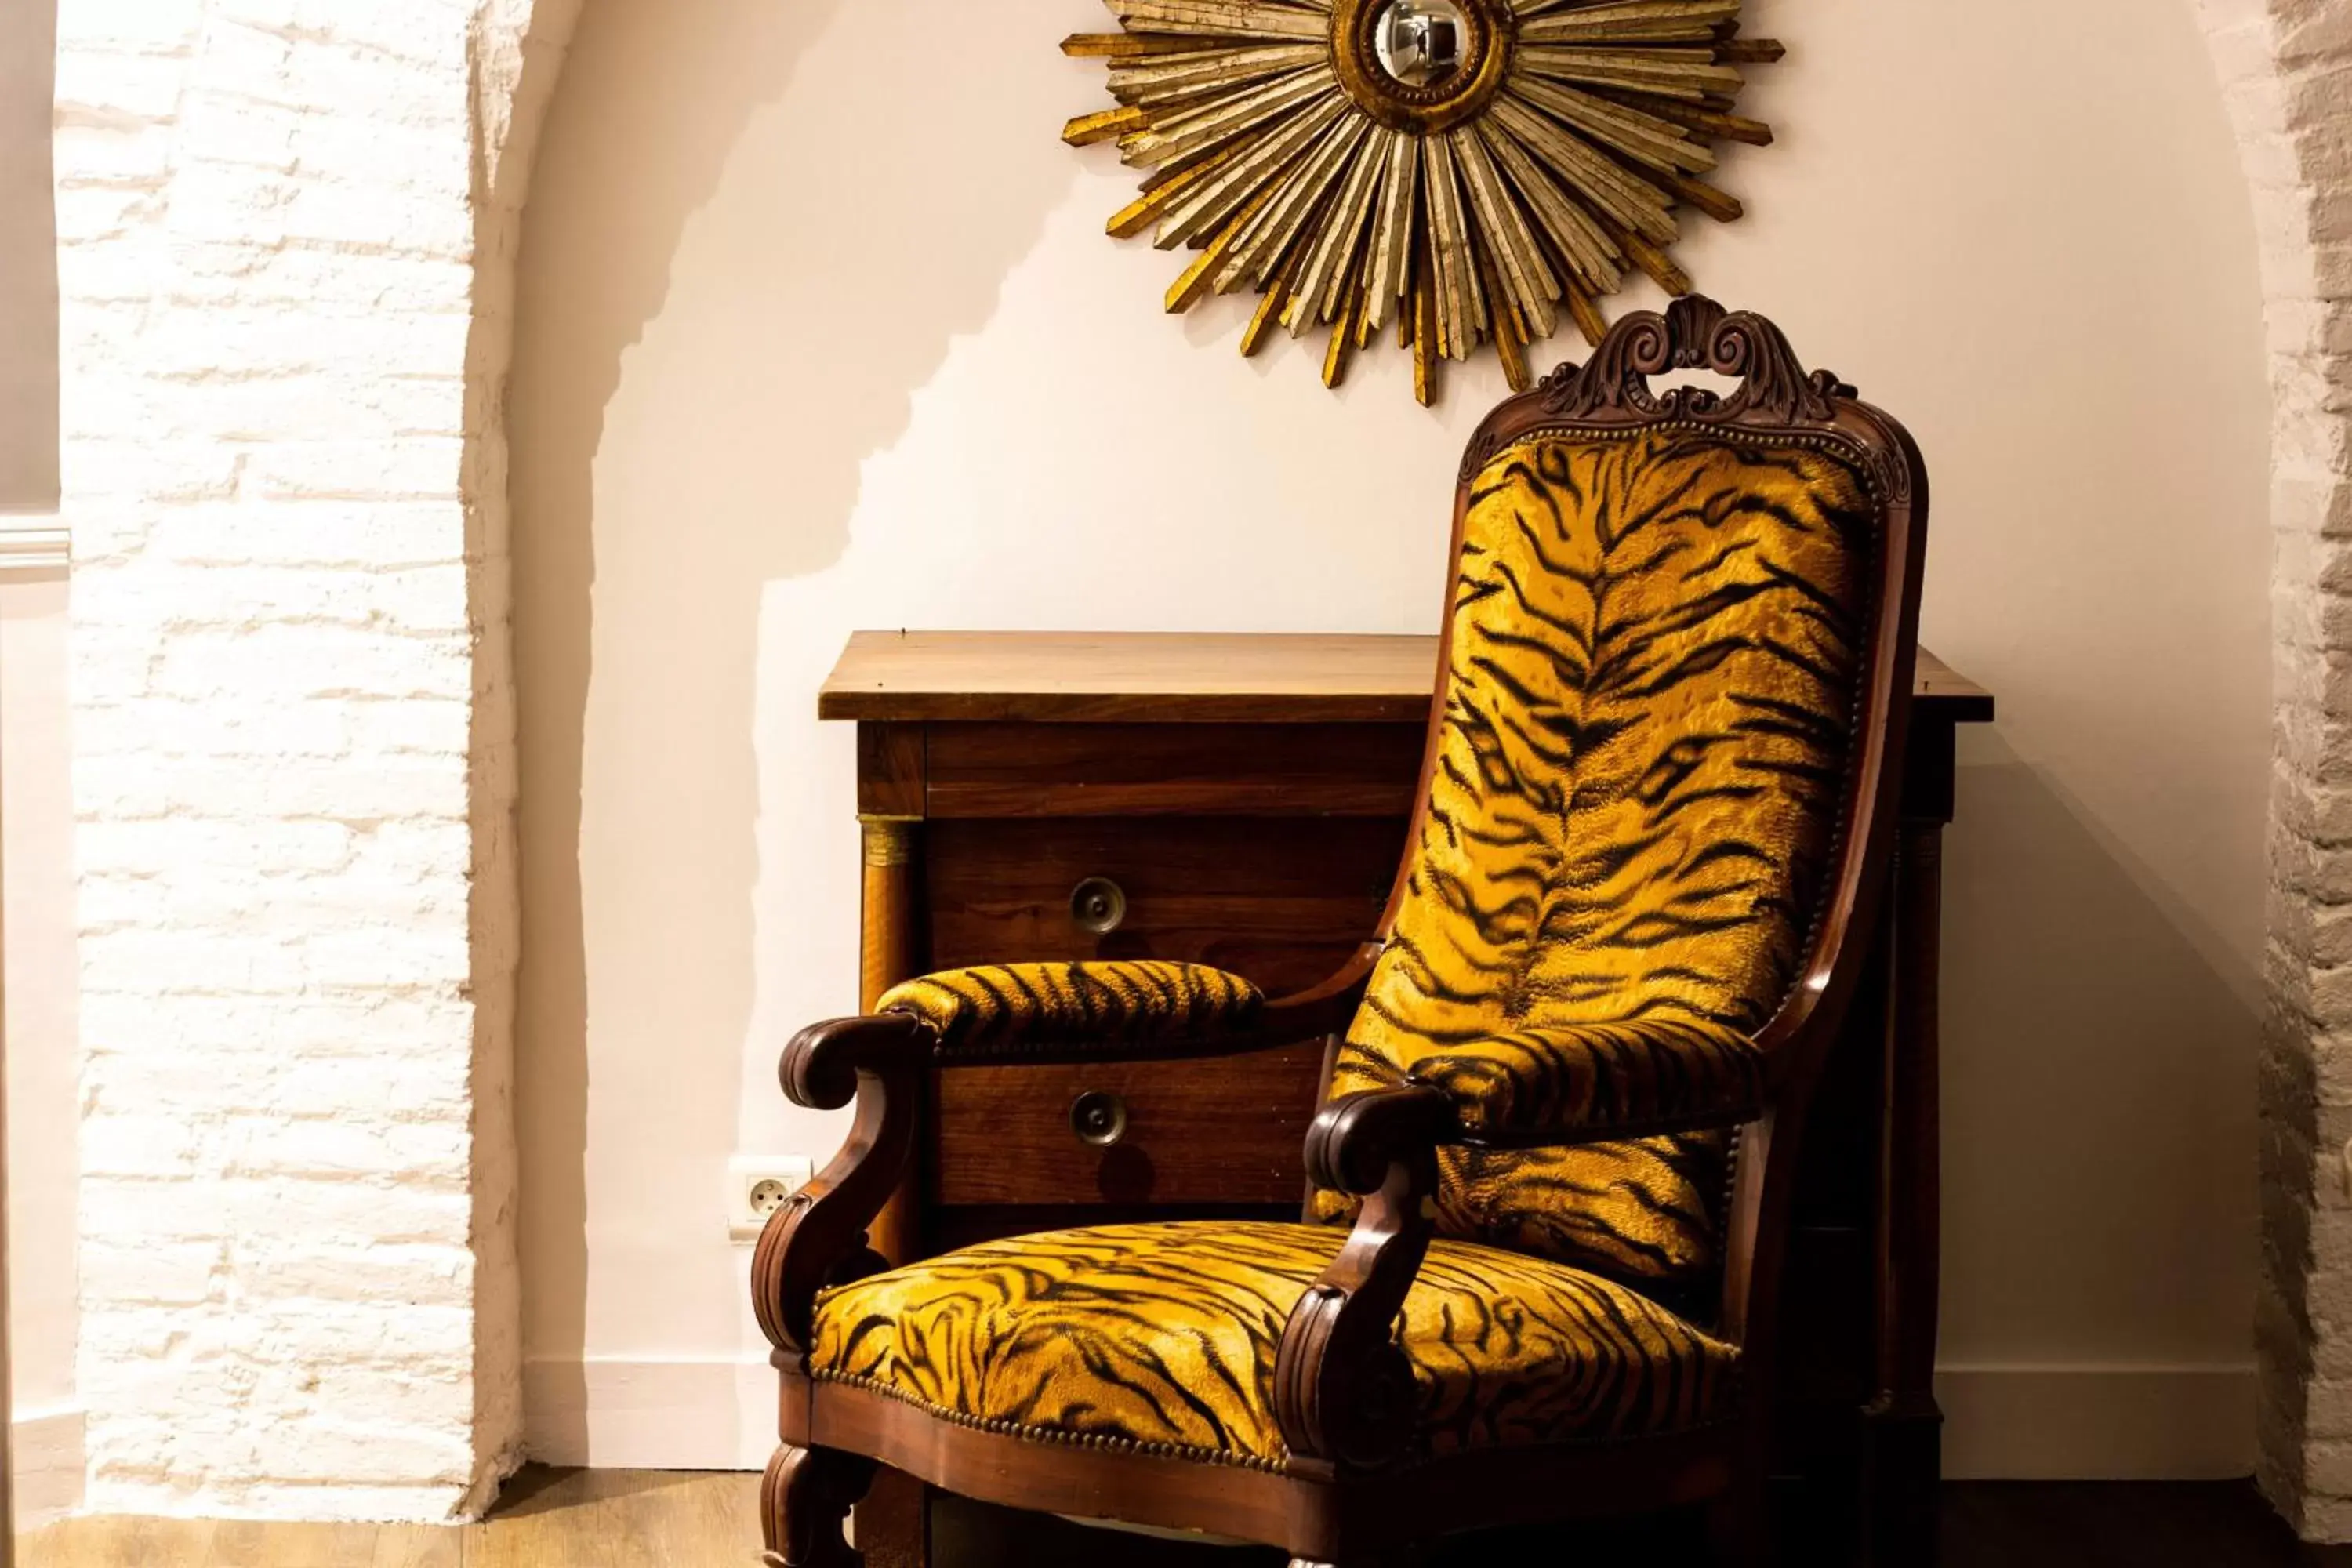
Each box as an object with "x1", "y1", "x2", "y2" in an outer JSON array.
[{"x1": 1062, "y1": 1, "x2": 1783, "y2": 404}]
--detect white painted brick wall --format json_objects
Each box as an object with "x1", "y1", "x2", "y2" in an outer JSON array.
[
  {"x1": 2195, "y1": 0, "x2": 2352, "y2": 1543},
  {"x1": 55, "y1": 0, "x2": 576, "y2": 1522}
]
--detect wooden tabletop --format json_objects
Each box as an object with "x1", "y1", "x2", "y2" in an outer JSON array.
[{"x1": 821, "y1": 631, "x2": 1995, "y2": 726}]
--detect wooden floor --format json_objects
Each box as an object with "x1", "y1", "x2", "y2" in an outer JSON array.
[
  {"x1": 16, "y1": 1470, "x2": 760, "y2": 1567},
  {"x1": 20, "y1": 1469, "x2": 2352, "y2": 1566}
]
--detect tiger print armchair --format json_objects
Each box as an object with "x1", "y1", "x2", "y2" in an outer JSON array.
[{"x1": 752, "y1": 298, "x2": 1928, "y2": 1568}]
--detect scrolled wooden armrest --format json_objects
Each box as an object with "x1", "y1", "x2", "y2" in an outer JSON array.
[
  {"x1": 760, "y1": 949, "x2": 1378, "y2": 1377},
  {"x1": 1301, "y1": 1083, "x2": 1462, "y2": 1196},
  {"x1": 1274, "y1": 1084, "x2": 1454, "y2": 1475},
  {"x1": 1272, "y1": 1060, "x2": 1794, "y2": 1472},
  {"x1": 754, "y1": 1014, "x2": 931, "y2": 1359},
  {"x1": 756, "y1": 953, "x2": 1377, "y2": 1364},
  {"x1": 778, "y1": 1011, "x2": 935, "y2": 1110}
]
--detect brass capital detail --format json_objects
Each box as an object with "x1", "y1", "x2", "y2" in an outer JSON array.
[{"x1": 860, "y1": 817, "x2": 920, "y2": 867}]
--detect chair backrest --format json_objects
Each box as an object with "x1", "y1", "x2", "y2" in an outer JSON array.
[{"x1": 1318, "y1": 299, "x2": 1927, "y2": 1319}]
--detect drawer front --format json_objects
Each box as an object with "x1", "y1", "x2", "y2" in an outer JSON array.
[
  {"x1": 933, "y1": 1043, "x2": 1328, "y2": 1206},
  {"x1": 925, "y1": 815, "x2": 1406, "y2": 996},
  {"x1": 924, "y1": 811, "x2": 1400, "y2": 1209},
  {"x1": 924, "y1": 721, "x2": 1427, "y2": 818}
]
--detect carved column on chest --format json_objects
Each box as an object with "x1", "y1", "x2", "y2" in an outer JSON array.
[
  {"x1": 851, "y1": 723, "x2": 931, "y2": 1568},
  {"x1": 858, "y1": 812, "x2": 921, "y2": 1266},
  {"x1": 854, "y1": 721, "x2": 928, "y2": 1267}
]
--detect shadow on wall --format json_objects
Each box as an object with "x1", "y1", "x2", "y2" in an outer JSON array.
[
  {"x1": 1940, "y1": 731, "x2": 2258, "y2": 1367},
  {"x1": 508, "y1": 0, "x2": 1080, "y2": 1448}
]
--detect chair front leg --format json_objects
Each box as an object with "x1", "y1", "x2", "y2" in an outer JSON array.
[
  {"x1": 1273, "y1": 1086, "x2": 1456, "y2": 1473},
  {"x1": 1704, "y1": 1472, "x2": 1773, "y2": 1568},
  {"x1": 763, "y1": 1444, "x2": 878, "y2": 1568}
]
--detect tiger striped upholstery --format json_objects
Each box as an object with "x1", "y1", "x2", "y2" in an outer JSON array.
[
  {"x1": 879, "y1": 960, "x2": 1264, "y2": 1056},
  {"x1": 1411, "y1": 1017, "x2": 1766, "y2": 1138},
  {"x1": 808, "y1": 423, "x2": 1875, "y2": 1470},
  {"x1": 1316, "y1": 426, "x2": 1876, "y2": 1287},
  {"x1": 809, "y1": 1221, "x2": 1737, "y2": 1467}
]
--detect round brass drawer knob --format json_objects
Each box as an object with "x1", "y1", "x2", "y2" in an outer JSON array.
[
  {"x1": 1069, "y1": 1091, "x2": 1130, "y2": 1149},
  {"x1": 1069, "y1": 877, "x2": 1129, "y2": 936}
]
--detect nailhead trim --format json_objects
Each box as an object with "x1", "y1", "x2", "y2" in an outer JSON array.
[
  {"x1": 810, "y1": 1369, "x2": 1294, "y2": 1474},
  {"x1": 808, "y1": 1370, "x2": 1743, "y2": 1479}
]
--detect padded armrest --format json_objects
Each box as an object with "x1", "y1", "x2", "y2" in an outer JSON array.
[
  {"x1": 879, "y1": 960, "x2": 1266, "y2": 1059},
  {"x1": 1399, "y1": 1018, "x2": 1767, "y2": 1142}
]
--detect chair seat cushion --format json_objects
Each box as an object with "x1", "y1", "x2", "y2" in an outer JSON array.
[{"x1": 807, "y1": 1221, "x2": 1738, "y2": 1470}]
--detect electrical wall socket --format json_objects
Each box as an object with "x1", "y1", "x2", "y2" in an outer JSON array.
[{"x1": 728, "y1": 1154, "x2": 817, "y2": 1244}]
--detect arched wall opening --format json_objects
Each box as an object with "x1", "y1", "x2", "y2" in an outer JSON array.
[{"x1": 504, "y1": 0, "x2": 2281, "y2": 1501}]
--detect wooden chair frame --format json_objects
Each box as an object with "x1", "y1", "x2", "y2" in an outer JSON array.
[{"x1": 750, "y1": 296, "x2": 1931, "y2": 1568}]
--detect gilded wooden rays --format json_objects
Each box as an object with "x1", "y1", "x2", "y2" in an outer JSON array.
[{"x1": 1062, "y1": 0, "x2": 1782, "y2": 405}]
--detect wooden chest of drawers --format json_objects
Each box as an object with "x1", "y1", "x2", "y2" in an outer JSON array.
[{"x1": 821, "y1": 629, "x2": 1992, "y2": 1566}]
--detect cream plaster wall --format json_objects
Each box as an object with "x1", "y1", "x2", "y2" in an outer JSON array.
[{"x1": 510, "y1": 0, "x2": 2274, "y2": 1472}]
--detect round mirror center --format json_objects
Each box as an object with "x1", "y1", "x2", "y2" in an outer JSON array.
[{"x1": 1373, "y1": 0, "x2": 1470, "y2": 89}]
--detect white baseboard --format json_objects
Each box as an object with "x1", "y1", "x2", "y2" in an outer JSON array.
[
  {"x1": 522, "y1": 1356, "x2": 773, "y2": 1471},
  {"x1": 524, "y1": 1358, "x2": 2256, "y2": 1482},
  {"x1": 1937, "y1": 1363, "x2": 2254, "y2": 1480},
  {"x1": 14, "y1": 1404, "x2": 87, "y2": 1527},
  {"x1": 0, "y1": 511, "x2": 67, "y2": 578}
]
